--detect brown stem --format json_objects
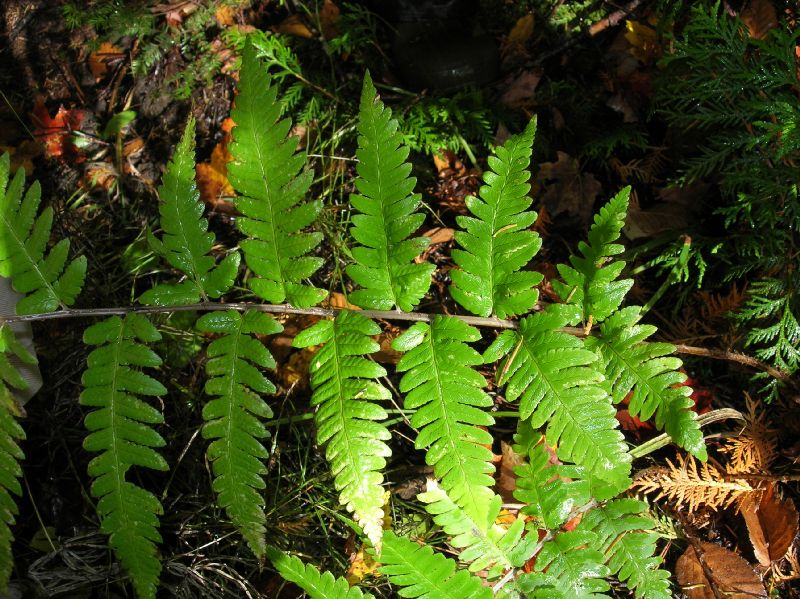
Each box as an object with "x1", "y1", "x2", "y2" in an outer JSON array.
[{"x1": 673, "y1": 344, "x2": 796, "y2": 388}]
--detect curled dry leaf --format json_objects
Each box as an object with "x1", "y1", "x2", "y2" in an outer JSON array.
[
  {"x1": 676, "y1": 542, "x2": 766, "y2": 599},
  {"x1": 196, "y1": 117, "x2": 236, "y2": 212},
  {"x1": 496, "y1": 441, "x2": 524, "y2": 503},
  {"x1": 537, "y1": 151, "x2": 602, "y2": 227},
  {"x1": 88, "y1": 41, "x2": 125, "y2": 80},
  {"x1": 740, "y1": 0, "x2": 778, "y2": 40},
  {"x1": 741, "y1": 483, "x2": 799, "y2": 567}
]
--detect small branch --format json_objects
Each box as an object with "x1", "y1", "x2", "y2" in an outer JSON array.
[{"x1": 673, "y1": 344, "x2": 796, "y2": 388}]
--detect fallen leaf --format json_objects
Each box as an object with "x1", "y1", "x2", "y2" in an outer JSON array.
[
  {"x1": 502, "y1": 14, "x2": 535, "y2": 60},
  {"x1": 214, "y1": 4, "x2": 235, "y2": 27},
  {"x1": 82, "y1": 161, "x2": 118, "y2": 192},
  {"x1": 88, "y1": 41, "x2": 125, "y2": 80},
  {"x1": 741, "y1": 0, "x2": 778, "y2": 40},
  {"x1": 31, "y1": 98, "x2": 85, "y2": 160},
  {"x1": 742, "y1": 483, "x2": 799, "y2": 566},
  {"x1": 319, "y1": 0, "x2": 340, "y2": 40},
  {"x1": 500, "y1": 69, "x2": 543, "y2": 108},
  {"x1": 623, "y1": 184, "x2": 707, "y2": 240},
  {"x1": 625, "y1": 19, "x2": 660, "y2": 63},
  {"x1": 423, "y1": 227, "x2": 454, "y2": 245},
  {"x1": 496, "y1": 441, "x2": 524, "y2": 502},
  {"x1": 196, "y1": 117, "x2": 235, "y2": 212},
  {"x1": 324, "y1": 292, "x2": 361, "y2": 311},
  {"x1": 275, "y1": 14, "x2": 314, "y2": 39},
  {"x1": 676, "y1": 542, "x2": 767, "y2": 599},
  {"x1": 538, "y1": 152, "x2": 602, "y2": 227}
]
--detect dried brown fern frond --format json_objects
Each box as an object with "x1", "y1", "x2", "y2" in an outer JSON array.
[
  {"x1": 719, "y1": 393, "x2": 777, "y2": 474},
  {"x1": 698, "y1": 282, "x2": 747, "y2": 323},
  {"x1": 633, "y1": 453, "x2": 759, "y2": 513}
]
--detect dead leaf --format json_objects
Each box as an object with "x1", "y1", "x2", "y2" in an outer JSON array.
[
  {"x1": 324, "y1": 292, "x2": 361, "y2": 311},
  {"x1": 741, "y1": 0, "x2": 778, "y2": 40},
  {"x1": 676, "y1": 542, "x2": 767, "y2": 598},
  {"x1": 319, "y1": 0, "x2": 340, "y2": 40},
  {"x1": 624, "y1": 19, "x2": 660, "y2": 63},
  {"x1": 623, "y1": 184, "x2": 707, "y2": 240},
  {"x1": 31, "y1": 98, "x2": 85, "y2": 160},
  {"x1": 275, "y1": 14, "x2": 314, "y2": 39},
  {"x1": 196, "y1": 117, "x2": 236, "y2": 212},
  {"x1": 538, "y1": 152, "x2": 602, "y2": 227},
  {"x1": 88, "y1": 42, "x2": 124, "y2": 80},
  {"x1": 214, "y1": 4, "x2": 235, "y2": 27},
  {"x1": 742, "y1": 483, "x2": 799, "y2": 566},
  {"x1": 82, "y1": 161, "x2": 118, "y2": 192},
  {"x1": 500, "y1": 70, "x2": 543, "y2": 109},
  {"x1": 423, "y1": 227, "x2": 454, "y2": 245},
  {"x1": 496, "y1": 441, "x2": 524, "y2": 502},
  {"x1": 502, "y1": 14, "x2": 535, "y2": 60}
]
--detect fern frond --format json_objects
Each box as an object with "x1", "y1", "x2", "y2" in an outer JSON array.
[
  {"x1": 552, "y1": 188, "x2": 632, "y2": 326},
  {"x1": 378, "y1": 530, "x2": 492, "y2": 599},
  {"x1": 265, "y1": 546, "x2": 373, "y2": 599},
  {"x1": 0, "y1": 326, "x2": 29, "y2": 591},
  {"x1": 517, "y1": 531, "x2": 611, "y2": 598},
  {"x1": 511, "y1": 424, "x2": 590, "y2": 529},
  {"x1": 293, "y1": 311, "x2": 391, "y2": 547},
  {"x1": 586, "y1": 306, "x2": 706, "y2": 459},
  {"x1": 577, "y1": 499, "x2": 671, "y2": 599},
  {"x1": 346, "y1": 72, "x2": 434, "y2": 311},
  {"x1": 418, "y1": 479, "x2": 535, "y2": 579},
  {"x1": 196, "y1": 310, "x2": 282, "y2": 557},
  {"x1": 484, "y1": 304, "x2": 631, "y2": 490},
  {"x1": 229, "y1": 42, "x2": 326, "y2": 308},
  {"x1": 450, "y1": 118, "x2": 543, "y2": 318},
  {"x1": 0, "y1": 153, "x2": 86, "y2": 314},
  {"x1": 141, "y1": 118, "x2": 239, "y2": 306},
  {"x1": 80, "y1": 314, "x2": 168, "y2": 599},
  {"x1": 392, "y1": 316, "x2": 495, "y2": 520}
]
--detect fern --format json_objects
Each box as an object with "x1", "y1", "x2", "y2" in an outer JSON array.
[
  {"x1": 140, "y1": 117, "x2": 239, "y2": 306},
  {"x1": 0, "y1": 152, "x2": 86, "y2": 314},
  {"x1": 485, "y1": 304, "x2": 631, "y2": 490},
  {"x1": 585, "y1": 306, "x2": 706, "y2": 459},
  {"x1": 552, "y1": 188, "x2": 632, "y2": 326},
  {"x1": 293, "y1": 311, "x2": 391, "y2": 547},
  {"x1": 0, "y1": 326, "x2": 29, "y2": 590},
  {"x1": 229, "y1": 42, "x2": 326, "y2": 308},
  {"x1": 196, "y1": 310, "x2": 282, "y2": 557},
  {"x1": 346, "y1": 72, "x2": 435, "y2": 312},
  {"x1": 378, "y1": 530, "x2": 491, "y2": 599},
  {"x1": 265, "y1": 546, "x2": 373, "y2": 599},
  {"x1": 577, "y1": 499, "x2": 671, "y2": 599},
  {"x1": 392, "y1": 316, "x2": 495, "y2": 520},
  {"x1": 80, "y1": 314, "x2": 168, "y2": 599},
  {"x1": 516, "y1": 530, "x2": 611, "y2": 598},
  {"x1": 450, "y1": 118, "x2": 543, "y2": 318},
  {"x1": 418, "y1": 479, "x2": 535, "y2": 579}
]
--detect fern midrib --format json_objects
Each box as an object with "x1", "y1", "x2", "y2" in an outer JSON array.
[
  {"x1": 240, "y1": 89, "x2": 288, "y2": 301},
  {"x1": 166, "y1": 171, "x2": 208, "y2": 300},
  {"x1": 0, "y1": 211, "x2": 65, "y2": 311},
  {"x1": 220, "y1": 322, "x2": 243, "y2": 494}
]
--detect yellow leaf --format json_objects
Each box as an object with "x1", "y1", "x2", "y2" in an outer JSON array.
[{"x1": 624, "y1": 19, "x2": 660, "y2": 64}]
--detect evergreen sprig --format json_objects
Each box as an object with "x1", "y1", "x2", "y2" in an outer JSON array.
[{"x1": 346, "y1": 72, "x2": 434, "y2": 311}]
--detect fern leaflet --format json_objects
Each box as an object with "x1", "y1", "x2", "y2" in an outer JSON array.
[
  {"x1": 0, "y1": 325, "x2": 29, "y2": 591},
  {"x1": 140, "y1": 117, "x2": 239, "y2": 306},
  {"x1": 0, "y1": 152, "x2": 86, "y2": 314},
  {"x1": 293, "y1": 311, "x2": 391, "y2": 547},
  {"x1": 80, "y1": 314, "x2": 168, "y2": 599},
  {"x1": 229, "y1": 42, "x2": 326, "y2": 308},
  {"x1": 484, "y1": 304, "x2": 631, "y2": 490},
  {"x1": 392, "y1": 316, "x2": 495, "y2": 520},
  {"x1": 346, "y1": 72, "x2": 434, "y2": 311},
  {"x1": 196, "y1": 310, "x2": 282, "y2": 557},
  {"x1": 577, "y1": 498, "x2": 671, "y2": 599},
  {"x1": 516, "y1": 530, "x2": 611, "y2": 598},
  {"x1": 418, "y1": 479, "x2": 535, "y2": 579},
  {"x1": 265, "y1": 546, "x2": 373, "y2": 598},
  {"x1": 552, "y1": 188, "x2": 632, "y2": 326},
  {"x1": 378, "y1": 530, "x2": 492, "y2": 599},
  {"x1": 450, "y1": 118, "x2": 542, "y2": 318},
  {"x1": 585, "y1": 306, "x2": 706, "y2": 459}
]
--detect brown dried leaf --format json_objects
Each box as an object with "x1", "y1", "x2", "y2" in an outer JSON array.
[
  {"x1": 623, "y1": 184, "x2": 706, "y2": 240},
  {"x1": 320, "y1": 0, "x2": 341, "y2": 40},
  {"x1": 275, "y1": 14, "x2": 314, "y2": 39},
  {"x1": 423, "y1": 227, "x2": 455, "y2": 246},
  {"x1": 500, "y1": 70, "x2": 543, "y2": 109},
  {"x1": 31, "y1": 98, "x2": 86, "y2": 160},
  {"x1": 496, "y1": 441, "x2": 524, "y2": 502},
  {"x1": 538, "y1": 152, "x2": 602, "y2": 227},
  {"x1": 196, "y1": 117, "x2": 236, "y2": 212},
  {"x1": 88, "y1": 41, "x2": 124, "y2": 80},
  {"x1": 502, "y1": 14, "x2": 535, "y2": 60},
  {"x1": 676, "y1": 542, "x2": 767, "y2": 598},
  {"x1": 741, "y1": 0, "x2": 778, "y2": 40},
  {"x1": 742, "y1": 483, "x2": 799, "y2": 566}
]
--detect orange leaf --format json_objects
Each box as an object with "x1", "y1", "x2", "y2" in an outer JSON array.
[
  {"x1": 88, "y1": 42, "x2": 124, "y2": 80},
  {"x1": 741, "y1": 0, "x2": 778, "y2": 40},
  {"x1": 275, "y1": 14, "x2": 314, "y2": 39},
  {"x1": 215, "y1": 4, "x2": 235, "y2": 27},
  {"x1": 741, "y1": 483, "x2": 799, "y2": 566},
  {"x1": 31, "y1": 98, "x2": 85, "y2": 160},
  {"x1": 196, "y1": 117, "x2": 235, "y2": 211},
  {"x1": 676, "y1": 542, "x2": 766, "y2": 599}
]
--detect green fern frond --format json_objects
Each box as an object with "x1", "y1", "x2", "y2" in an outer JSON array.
[
  {"x1": 418, "y1": 479, "x2": 535, "y2": 579},
  {"x1": 0, "y1": 326, "x2": 29, "y2": 591},
  {"x1": 196, "y1": 310, "x2": 282, "y2": 557},
  {"x1": 585, "y1": 306, "x2": 706, "y2": 459},
  {"x1": 141, "y1": 118, "x2": 239, "y2": 306},
  {"x1": 484, "y1": 304, "x2": 631, "y2": 489},
  {"x1": 378, "y1": 530, "x2": 492, "y2": 599},
  {"x1": 346, "y1": 72, "x2": 435, "y2": 312},
  {"x1": 577, "y1": 499, "x2": 671, "y2": 599},
  {"x1": 512, "y1": 425, "x2": 590, "y2": 530},
  {"x1": 229, "y1": 42, "x2": 326, "y2": 308},
  {"x1": 80, "y1": 314, "x2": 168, "y2": 599},
  {"x1": 517, "y1": 531, "x2": 611, "y2": 598},
  {"x1": 0, "y1": 153, "x2": 86, "y2": 315},
  {"x1": 293, "y1": 311, "x2": 391, "y2": 547},
  {"x1": 552, "y1": 188, "x2": 632, "y2": 326},
  {"x1": 265, "y1": 546, "x2": 373, "y2": 599},
  {"x1": 392, "y1": 316, "x2": 495, "y2": 520},
  {"x1": 450, "y1": 119, "x2": 543, "y2": 318}
]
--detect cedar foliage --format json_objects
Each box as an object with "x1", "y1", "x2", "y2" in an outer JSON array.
[{"x1": 0, "y1": 41, "x2": 714, "y2": 597}]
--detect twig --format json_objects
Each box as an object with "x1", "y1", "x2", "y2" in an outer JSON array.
[{"x1": 673, "y1": 344, "x2": 796, "y2": 388}]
